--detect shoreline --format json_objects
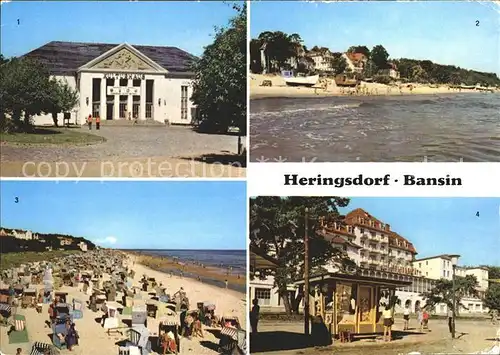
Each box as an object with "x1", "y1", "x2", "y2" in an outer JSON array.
[
  {"x1": 250, "y1": 74, "x2": 498, "y2": 100},
  {"x1": 128, "y1": 251, "x2": 247, "y2": 294}
]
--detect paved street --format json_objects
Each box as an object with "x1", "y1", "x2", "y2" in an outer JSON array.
[
  {"x1": 0, "y1": 126, "x2": 245, "y2": 177},
  {"x1": 251, "y1": 318, "x2": 500, "y2": 355}
]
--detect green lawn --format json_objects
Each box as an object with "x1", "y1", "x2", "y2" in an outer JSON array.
[
  {"x1": 0, "y1": 127, "x2": 106, "y2": 145},
  {"x1": 0, "y1": 250, "x2": 81, "y2": 271}
]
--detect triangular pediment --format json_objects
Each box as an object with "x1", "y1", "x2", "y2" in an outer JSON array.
[{"x1": 79, "y1": 43, "x2": 167, "y2": 73}]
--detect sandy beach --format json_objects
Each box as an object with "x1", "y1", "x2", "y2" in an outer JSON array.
[
  {"x1": 0, "y1": 253, "x2": 246, "y2": 355},
  {"x1": 250, "y1": 74, "x2": 497, "y2": 99}
]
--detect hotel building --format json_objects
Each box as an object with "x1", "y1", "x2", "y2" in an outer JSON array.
[{"x1": 22, "y1": 41, "x2": 197, "y2": 126}]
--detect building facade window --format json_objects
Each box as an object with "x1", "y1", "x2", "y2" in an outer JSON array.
[
  {"x1": 181, "y1": 85, "x2": 188, "y2": 120},
  {"x1": 255, "y1": 288, "x2": 271, "y2": 306}
]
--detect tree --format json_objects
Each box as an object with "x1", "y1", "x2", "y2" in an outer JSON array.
[
  {"x1": 421, "y1": 275, "x2": 479, "y2": 315},
  {"x1": 330, "y1": 53, "x2": 347, "y2": 75},
  {"x1": 47, "y1": 78, "x2": 79, "y2": 127},
  {"x1": 410, "y1": 65, "x2": 428, "y2": 83},
  {"x1": 257, "y1": 31, "x2": 303, "y2": 72},
  {"x1": 362, "y1": 59, "x2": 377, "y2": 78},
  {"x1": 371, "y1": 45, "x2": 389, "y2": 71},
  {"x1": 347, "y1": 45, "x2": 370, "y2": 59},
  {"x1": 484, "y1": 283, "x2": 500, "y2": 312},
  {"x1": 191, "y1": 3, "x2": 246, "y2": 144},
  {"x1": 249, "y1": 197, "x2": 354, "y2": 315},
  {"x1": 249, "y1": 39, "x2": 263, "y2": 74}
]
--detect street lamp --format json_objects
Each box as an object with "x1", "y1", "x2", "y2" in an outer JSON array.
[
  {"x1": 304, "y1": 207, "x2": 310, "y2": 336},
  {"x1": 448, "y1": 254, "x2": 460, "y2": 339}
]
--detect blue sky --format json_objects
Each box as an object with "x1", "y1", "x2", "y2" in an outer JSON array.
[
  {"x1": 251, "y1": 1, "x2": 500, "y2": 76},
  {"x1": 0, "y1": 181, "x2": 247, "y2": 250},
  {"x1": 339, "y1": 198, "x2": 500, "y2": 267},
  {"x1": 0, "y1": 1, "x2": 240, "y2": 57}
]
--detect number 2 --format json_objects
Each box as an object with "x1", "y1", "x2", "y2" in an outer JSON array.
[{"x1": 476, "y1": 20, "x2": 480, "y2": 26}]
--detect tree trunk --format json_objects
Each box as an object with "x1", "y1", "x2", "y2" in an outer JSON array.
[
  {"x1": 277, "y1": 283, "x2": 292, "y2": 315},
  {"x1": 52, "y1": 112, "x2": 59, "y2": 127}
]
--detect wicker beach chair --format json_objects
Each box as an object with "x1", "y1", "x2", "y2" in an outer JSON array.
[{"x1": 71, "y1": 298, "x2": 83, "y2": 319}]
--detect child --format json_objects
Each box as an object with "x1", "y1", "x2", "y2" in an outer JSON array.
[{"x1": 422, "y1": 309, "x2": 430, "y2": 330}]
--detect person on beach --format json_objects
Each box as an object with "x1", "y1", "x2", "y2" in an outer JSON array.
[
  {"x1": 250, "y1": 298, "x2": 260, "y2": 333},
  {"x1": 225, "y1": 279, "x2": 228, "y2": 289},
  {"x1": 192, "y1": 313, "x2": 204, "y2": 338},
  {"x1": 180, "y1": 305, "x2": 188, "y2": 336},
  {"x1": 65, "y1": 321, "x2": 79, "y2": 351},
  {"x1": 160, "y1": 331, "x2": 177, "y2": 354},
  {"x1": 383, "y1": 304, "x2": 393, "y2": 342},
  {"x1": 96, "y1": 115, "x2": 101, "y2": 130},
  {"x1": 48, "y1": 299, "x2": 57, "y2": 325},
  {"x1": 87, "y1": 114, "x2": 92, "y2": 130},
  {"x1": 403, "y1": 304, "x2": 410, "y2": 330},
  {"x1": 185, "y1": 312, "x2": 194, "y2": 339}
]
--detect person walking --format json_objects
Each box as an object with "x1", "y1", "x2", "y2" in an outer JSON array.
[
  {"x1": 447, "y1": 306, "x2": 453, "y2": 335},
  {"x1": 96, "y1": 115, "x2": 101, "y2": 130},
  {"x1": 383, "y1": 304, "x2": 393, "y2": 342},
  {"x1": 225, "y1": 279, "x2": 228, "y2": 289},
  {"x1": 250, "y1": 298, "x2": 260, "y2": 333},
  {"x1": 403, "y1": 304, "x2": 410, "y2": 330},
  {"x1": 87, "y1": 114, "x2": 93, "y2": 130}
]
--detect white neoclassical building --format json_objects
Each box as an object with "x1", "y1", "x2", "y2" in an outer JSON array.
[{"x1": 23, "y1": 41, "x2": 198, "y2": 125}]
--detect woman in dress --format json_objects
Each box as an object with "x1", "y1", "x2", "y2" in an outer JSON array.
[
  {"x1": 416, "y1": 306, "x2": 424, "y2": 332},
  {"x1": 65, "y1": 322, "x2": 79, "y2": 351}
]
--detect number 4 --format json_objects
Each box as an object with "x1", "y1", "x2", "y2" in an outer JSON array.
[{"x1": 476, "y1": 211, "x2": 479, "y2": 217}]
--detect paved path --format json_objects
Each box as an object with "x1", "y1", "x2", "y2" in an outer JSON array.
[
  {"x1": 1, "y1": 126, "x2": 245, "y2": 177},
  {"x1": 251, "y1": 318, "x2": 500, "y2": 355}
]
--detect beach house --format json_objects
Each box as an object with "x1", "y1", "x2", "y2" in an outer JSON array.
[
  {"x1": 306, "y1": 47, "x2": 334, "y2": 72},
  {"x1": 342, "y1": 52, "x2": 367, "y2": 74},
  {"x1": 20, "y1": 41, "x2": 198, "y2": 126}
]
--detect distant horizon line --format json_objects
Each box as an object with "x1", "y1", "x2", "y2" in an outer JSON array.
[{"x1": 117, "y1": 248, "x2": 246, "y2": 251}]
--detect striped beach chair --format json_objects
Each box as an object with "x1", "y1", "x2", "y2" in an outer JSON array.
[{"x1": 30, "y1": 341, "x2": 60, "y2": 355}]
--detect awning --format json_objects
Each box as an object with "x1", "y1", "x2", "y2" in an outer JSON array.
[{"x1": 294, "y1": 271, "x2": 412, "y2": 288}]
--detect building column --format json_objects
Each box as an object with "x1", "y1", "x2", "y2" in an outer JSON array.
[
  {"x1": 140, "y1": 79, "x2": 146, "y2": 120},
  {"x1": 114, "y1": 78, "x2": 119, "y2": 120},
  {"x1": 100, "y1": 77, "x2": 107, "y2": 120},
  {"x1": 127, "y1": 79, "x2": 133, "y2": 121}
]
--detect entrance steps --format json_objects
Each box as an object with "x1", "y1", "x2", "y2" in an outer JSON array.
[{"x1": 99, "y1": 119, "x2": 164, "y2": 126}]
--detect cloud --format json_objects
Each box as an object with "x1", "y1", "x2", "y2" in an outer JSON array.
[{"x1": 95, "y1": 236, "x2": 118, "y2": 245}]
